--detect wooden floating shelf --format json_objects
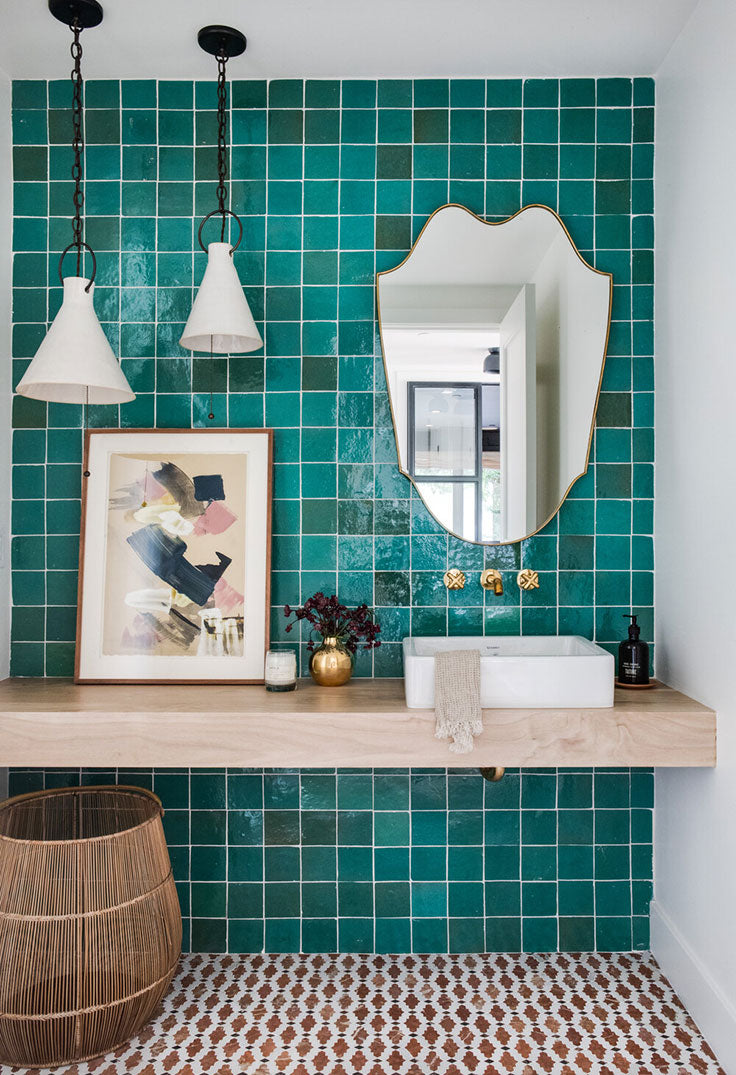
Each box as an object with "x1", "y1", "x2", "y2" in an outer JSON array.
[{"x1": 0, "y1": 678, "x2": 716, "y2": 769}]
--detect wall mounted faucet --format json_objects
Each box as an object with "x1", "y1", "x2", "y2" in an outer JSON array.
[{"x1": 480, "y1": 569, "x2": 503, "y2": 595}]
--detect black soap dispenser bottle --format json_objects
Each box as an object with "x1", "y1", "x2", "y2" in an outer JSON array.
[{"x1": 617, "y1": 614, "x2": 650, "y2": 687}]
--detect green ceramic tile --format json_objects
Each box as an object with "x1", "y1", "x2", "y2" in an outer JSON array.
[
  {"x1": 524, "y1": 108, "x2": 558, "y2": 143},
  {"x1": 377, "y1": 108, "x2": 412, "y2": 144},
  {"x1": 261, "y1": 80, "x2": 297, "y2": 109},
  {"x1": 523, "y1": 144, "x2": 557, "y2": 179},
  {"x1": 485, "y1": 917, "x2": 521, "y2": 952},
  {"x1": 597, "y1": 144, "x2": 631, "y2": 180},
  {"x1": 485, "y1": 180, "x2": 520, "y2": 215},
  {"x1": 597, "y1": 108, "x2": 632, "y2": 143},
  {"x1": 596, "y1": 464, "x2": 632, "y2": 500},
  {"x1": 483, "y1": 79, "x2": 520, "y2": 107},
  {"x1": 634, "y1": 108, "x2": 655, "y2": 143},
  {"x1": 375, "y1": 80, "x2": 410, "y2": 108},
  {"x1": 340, "y1": 81, "x2": 375, "y2": 109},
  {"x1": 191, "y1": 918, "x2": 227, "y2": 952},
  {"x1": 486, "y1": 109, "x2": 521, "y2": 144},
  {"x1": 13, "y1": 81, "x2": 46, "y2": 110},
  {"x1": 305, "y1": 109, "x2": 340, "y2": 144}
]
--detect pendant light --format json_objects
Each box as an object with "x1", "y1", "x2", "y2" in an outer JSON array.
[
  {"x1": 483, "y1": 347, "x2": 500, "y2": 375},
  {"x1": 180, "y1": 24, "x2": 262, "y2": 420},
  {"x1": 17, "y1": 0, "x2": 134, "y2": 408}
]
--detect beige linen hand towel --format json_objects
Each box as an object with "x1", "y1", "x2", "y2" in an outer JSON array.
[{"x1": 434, "y1": 649, "x2": 483, "y2": 754}]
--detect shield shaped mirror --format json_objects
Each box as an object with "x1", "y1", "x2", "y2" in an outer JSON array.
[{"x1": 377, "y1": 204, "x2": 612, "y2": 544}]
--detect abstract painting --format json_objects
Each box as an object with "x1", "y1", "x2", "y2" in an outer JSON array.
[{"x1": 76, "y1": 430, "x2": 272, "y2": 682}]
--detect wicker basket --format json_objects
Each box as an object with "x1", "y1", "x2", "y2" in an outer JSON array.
[{"x1": 0, "y1": 785, "x2": 182, "y2": 1068}]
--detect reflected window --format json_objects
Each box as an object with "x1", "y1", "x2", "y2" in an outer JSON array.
[{"x1": 408, "y1": 382, "x2": 501, "y2": 542}]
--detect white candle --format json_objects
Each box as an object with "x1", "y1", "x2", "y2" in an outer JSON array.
[{"x1": 264, "y1": 650, "x2": 297, "y2": 691}]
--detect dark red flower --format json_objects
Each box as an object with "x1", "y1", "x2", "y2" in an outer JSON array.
[{"x1": 283, "y1": 592, "x2": 381, "y2": 652}]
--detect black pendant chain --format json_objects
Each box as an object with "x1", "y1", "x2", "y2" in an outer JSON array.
[
  {"x1": 58, "y1": 16, "x2": 96, "y2": 291},
  {"x1": 216, "y1": 50, "x2": 229, "y2": 240},
  {"x1": 70, "y1": 18, "x2": 85, "y2": 274},
  {"x1": 194, "y1": 37, "x2": 243, "y2": 258}
]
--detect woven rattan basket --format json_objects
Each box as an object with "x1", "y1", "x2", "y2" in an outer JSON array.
[{"x1": 0, "y1": 785, "x2": 182, "y2": 1068}]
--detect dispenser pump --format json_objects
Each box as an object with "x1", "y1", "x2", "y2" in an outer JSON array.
[{"x1": 625, "y1": 614, "x2": 640, "y2": 640}]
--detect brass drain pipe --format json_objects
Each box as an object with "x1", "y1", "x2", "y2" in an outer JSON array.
[{"x1": 479, "y1": 767, "x2": 505, "y2": 782}]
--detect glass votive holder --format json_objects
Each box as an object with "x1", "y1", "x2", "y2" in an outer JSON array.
[{"x1": 264, "y1": 650, "x2": 297, "y2": 692}]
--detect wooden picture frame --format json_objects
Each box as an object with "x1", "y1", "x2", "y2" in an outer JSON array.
[{"x1": 75, "y1": 428, "x2": 272, "y2": 684}]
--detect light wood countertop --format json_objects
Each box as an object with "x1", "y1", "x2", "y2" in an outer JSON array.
[{"x1": 0, "y1": 678, "x2": 716, "y2": 768}]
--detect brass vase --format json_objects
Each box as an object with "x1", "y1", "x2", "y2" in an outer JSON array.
[{"x1": 309, "y1": 636, "x2": 354, "y2": 686}]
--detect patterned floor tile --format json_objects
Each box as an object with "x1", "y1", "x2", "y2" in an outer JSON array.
[{"x1": 2, "y1": 952, "x2": 724, "y2": 1075}]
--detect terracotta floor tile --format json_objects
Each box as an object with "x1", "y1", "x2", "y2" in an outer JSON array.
[{"x1": 2, "y1": 952, "x2": 724, "y2": 1075}]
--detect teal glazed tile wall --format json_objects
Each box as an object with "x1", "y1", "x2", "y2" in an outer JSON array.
[
  {"x1": 8, "y1": 766, "x2": 654, "y2": 954},
  {"x1": 10, "y1": 75, "x2": 655, "y2": 678},
  {"x1": 8, "y1": 76, "x2": 655, "y2": 951}
]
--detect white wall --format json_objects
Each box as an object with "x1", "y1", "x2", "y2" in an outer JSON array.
[
  {"x1": 0, "y1": 68, "x2": 10, "y2": 802},
  {"x1": 654, "y1": 0, "x2": 736, "y2": 1069}
]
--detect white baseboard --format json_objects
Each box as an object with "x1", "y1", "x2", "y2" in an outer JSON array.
[{"x1": 651, "y1": 900, "x2": 736, "y2": 1074}]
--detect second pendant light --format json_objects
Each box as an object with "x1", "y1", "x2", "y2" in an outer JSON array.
[{"x1": 180, "y1": 24, "x2": 263, "y2": 419}]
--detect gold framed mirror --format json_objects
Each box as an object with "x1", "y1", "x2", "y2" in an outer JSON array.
[{"x1": 376, "y1": 204, "x2": 613, "y2": 545}]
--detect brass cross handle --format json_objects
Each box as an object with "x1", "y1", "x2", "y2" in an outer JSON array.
[
  {"x1": 517, "y1": 569, "x2": 540, "y2": 591},
  {"x1": 443, "y1": 569, "x2": 466, "y2": 590}
]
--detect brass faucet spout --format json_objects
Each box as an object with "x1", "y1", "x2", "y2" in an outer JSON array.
[{"x1": 480, "y1": 569, "x2": 503, "y2": 595}]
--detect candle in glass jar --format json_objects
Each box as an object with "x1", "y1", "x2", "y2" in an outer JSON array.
[{"x1": 264, "y1": 650, "x2": 297, "y2": 691}]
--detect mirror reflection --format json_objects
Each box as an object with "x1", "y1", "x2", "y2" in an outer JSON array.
[{"x1": 378, "y1": 205, "x2": 612, "y2": 544}]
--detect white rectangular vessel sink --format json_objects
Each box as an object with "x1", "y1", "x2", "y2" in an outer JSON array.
[{"x1": 403, "y1": 636, "x2": 614, "y2": 709}]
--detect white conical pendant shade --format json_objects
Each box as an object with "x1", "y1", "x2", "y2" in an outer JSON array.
[
  {"x1": 16, "y1": 277, "x2": 135, "y2": 404},
  {"x1": 180, "y1": 242, "x2": 263, "y2": 353}
]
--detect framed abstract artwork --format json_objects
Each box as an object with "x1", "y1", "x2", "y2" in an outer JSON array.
[{"x1": 75, "y1": 429, "x2": 272, "y2": 683}]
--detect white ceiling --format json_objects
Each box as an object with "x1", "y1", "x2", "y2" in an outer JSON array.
[{"x1": 0, "y1": 0, "x2": 698, "y2": 81}]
